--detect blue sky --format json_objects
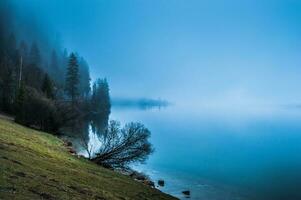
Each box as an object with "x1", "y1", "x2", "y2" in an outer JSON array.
[{"x1": 15, "y1": 0, "x2": 301, "y2": 109}]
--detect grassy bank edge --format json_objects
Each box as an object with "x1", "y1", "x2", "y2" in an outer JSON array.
[{"x1": 0, "y1": 117, "x2": 177, "y2": 200}]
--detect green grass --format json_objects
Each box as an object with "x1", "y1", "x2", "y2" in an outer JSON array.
[{"x1": 0, "y1": 118, "x2": 177, "y2": 200}]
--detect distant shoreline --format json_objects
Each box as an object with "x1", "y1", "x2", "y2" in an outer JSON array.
[{"x1": 112, "y1": 97, "x2": 170, "y2": 110}]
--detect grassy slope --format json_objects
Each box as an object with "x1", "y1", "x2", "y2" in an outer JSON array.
[{"x1": 0, "y1": 118, "x2": 177, "y2": 200}]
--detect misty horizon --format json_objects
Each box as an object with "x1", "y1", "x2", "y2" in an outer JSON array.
[{"x1": 6, "y1": 0, "x2": 301, "y2": 114}]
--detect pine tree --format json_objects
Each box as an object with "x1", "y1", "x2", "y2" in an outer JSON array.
[
  {"x1": 78, "y1": 57, "x2": 91, "y2": 98},
  {"x1": 24, "y1": 42, "x2": 43, "y2": 90},
  {"x1": 65, "y1": 53, "x2": 79, "y2": 105},
  {"x1": 91, "y1": 78, "x2": 111, "y2": 116},
  {"x1": 41, "y1": 73, "x2": 54, "y2": 99},
  {"x1": 0, "y1": 53, "x2": 16, "y2": 113}
]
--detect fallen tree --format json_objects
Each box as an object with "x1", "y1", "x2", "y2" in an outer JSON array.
[{"x1": 91, "y1": 120, "x2": 154, "y2": 168}]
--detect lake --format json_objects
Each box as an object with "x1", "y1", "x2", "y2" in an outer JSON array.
[{"x1": 70, "y1": 104, "x2": 301, "y2": 200}]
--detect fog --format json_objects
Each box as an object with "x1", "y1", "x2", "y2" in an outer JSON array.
[
  {"x1": 3, "y1": 2, "x2": 301, "y2": 199},
  {"x1": 9, "y1": 0, "x2": 301, "y2": 114}
]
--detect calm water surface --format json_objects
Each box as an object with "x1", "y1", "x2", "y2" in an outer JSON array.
[{"x1": 74, "y1": 105, "x2": 301, "y2": 200}]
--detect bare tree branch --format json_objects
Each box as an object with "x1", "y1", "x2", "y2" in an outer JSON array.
[{"x1": 91, "y1": 120, "x2": 154, "y2": 168}]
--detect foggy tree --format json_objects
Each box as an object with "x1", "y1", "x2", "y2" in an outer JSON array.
[
  {"x1": 23, "y1": 42, "x2": 44, "y2": 89},
  {"x1": 92, "y1": 120, "x2": 154, "y2": 168},
  {"x1": 49, "y1": 50, "x2": 60, "y2": 83},
  {"x1": 78, "y1": 57, "x2": 91, "y2": 98},
  {"x1": 41, "y1": 73, "x2": 54, "y2": 99},
  {"x1": 49, "y1": 48, "x2": 68, "y2": 99},
  {"x1": 0, "y1": 34, "x2": 18, "y2": 113},
  {"x1": 0, "y1": 53, "x2": 16, "y2": 113},
  {"x1": 65, "y1": 53, "x2": 80, "y2": 106},
  {"x1": 23, "y1": 62, "x2": 44, "y2": 90},
  {"x1": 91, "y1": 78, "x2": 111, "y2": 117}
]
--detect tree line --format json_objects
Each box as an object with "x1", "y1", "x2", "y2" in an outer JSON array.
[
  {"x1": 0, "y1": 0, "x2": 153, "y2": 169},
  {"x1": 0, "y1": 32, "x2": 111, "y2": 132}
]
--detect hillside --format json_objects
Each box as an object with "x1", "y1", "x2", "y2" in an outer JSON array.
[{"x1": 0, "y1": 117, "x2": 177, "y2": 200}]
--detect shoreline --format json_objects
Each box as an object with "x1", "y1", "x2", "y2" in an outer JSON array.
[{"x1": 0, "y1": 117, "x2": 178, "y2": 200}]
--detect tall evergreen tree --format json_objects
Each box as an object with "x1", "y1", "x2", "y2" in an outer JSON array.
[
  {"x1": 0, "y1": 54, "x2": 15, "y2": 113},
  {"x1": 24, "y1": 42, "x2": 44, "y2": 90},
  {"x1": 78, "y1": 57, "x2": 91, "y2": 98},
  {"x1": 41, "y1": 73, "x2": 54, "y2": 99},
  {"x1": 91, "y1": 78, "x2": 111, "y2": 116},
  {"x1": 65, "y1": 53, "x2": 79, "y2": 105}
]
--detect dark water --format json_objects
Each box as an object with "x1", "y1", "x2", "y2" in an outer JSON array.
[{"x1": 67, "y1": 105, "x2": 301, "y2": 200}]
